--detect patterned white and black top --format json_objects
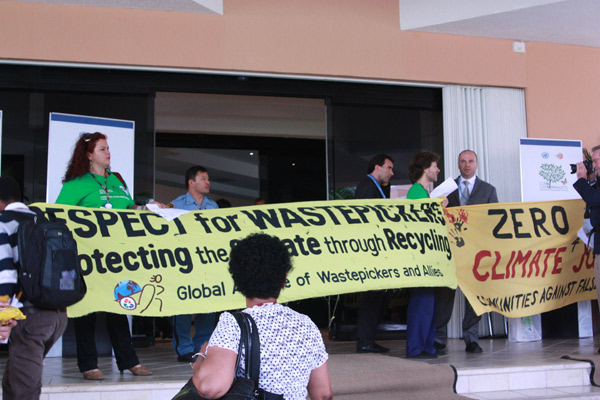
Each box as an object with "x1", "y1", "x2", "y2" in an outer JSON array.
[
  {"x1": 0, "y1": 203, "x2": 34, "y2": 298},
  {"x1": 208, "y1": 303, "x2": 328, "y2": 400}
]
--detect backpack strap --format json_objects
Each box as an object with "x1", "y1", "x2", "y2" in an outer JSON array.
[
  {"x1": 29, "y1": 206, "x2": 51, "y2": 223},
  {"x1": 231, "y1": 312, "x2": 251, "y2": 379},
  {"x1": 231, "y1": 312, "x2": 261, "y2": 388},
  {"x1": 0, "y1": 209, "x2": 33, "y2": 223},
  {"x1": 232, "y1": 312, "x2": 284, "y2": 400},
  {"x1": 244, "y1": 313, "x2": 261, "y2": 386}
]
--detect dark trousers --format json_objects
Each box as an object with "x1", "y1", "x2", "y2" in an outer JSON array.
[
  {"x1": 356, "y1": 290, "x2": 392, "y2": 347},
  {"x1": 406, "y1": 288, "x2": 436, "y2": 357},
  {"x1": 435, "y1": 287, "x2": 481, "y2": 345},
  {"x1": 2, "y1": 307, "x2": 68, "y2": 400},
  {"x1": 173, "y1": 313, "x2": 216, "y2": 356},
  {"x1": 74, "y1": 312, "x2": 139, "y2": 372}
]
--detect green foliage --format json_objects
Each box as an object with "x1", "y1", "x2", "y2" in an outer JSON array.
[
  {"x1": 538, "y1": 163, "x2": 565, "y2": 188},
  {"x1": 329, "y1": 187, "x2": 356, "y2": 200}
]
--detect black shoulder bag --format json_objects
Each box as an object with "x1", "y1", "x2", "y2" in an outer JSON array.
[{"x1": 172, "y1": 312, "x2": 283, "y2": 400}]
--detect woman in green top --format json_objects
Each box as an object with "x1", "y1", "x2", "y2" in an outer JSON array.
[
  {"x1": 57, "y1": 133, "x2": 138, "y2": 209},
  {"x1": 56, "y1": 132, "x2": 152, "y2": 380},
  {"x1": 405, "y1": 151, "x2": 446, "y2": 359}
]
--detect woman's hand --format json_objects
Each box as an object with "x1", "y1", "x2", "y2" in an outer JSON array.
[
  {"x1": 0, "y1": 301, "x2": 17, "y2": 341},
  {"x1": 133, "y1": 201, "x2": 167, "y2": 210},
  {"x1": 441, "y1": 198, "x2": 449, "y2": 208},
  {"x1": 191, "y1": 341, "x2": 209, "y2": 372},
  {"x1": 148, "y1": 201, "x2": 167, "y2": 209},
  {"x1": 0, "y1": 319, "x2": 17, "y2": 341}
]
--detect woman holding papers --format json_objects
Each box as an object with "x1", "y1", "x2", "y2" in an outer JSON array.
[{"x1": 56, "y1": 132, "x2": 155, "y2": 380}]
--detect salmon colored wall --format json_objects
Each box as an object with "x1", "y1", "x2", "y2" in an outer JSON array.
[
  {"x1": 1, "y1": 0, "x2": 599, "y2": 147},
  {"x1": 525, "y1": 42, "x2": 600, "y2": 148}
]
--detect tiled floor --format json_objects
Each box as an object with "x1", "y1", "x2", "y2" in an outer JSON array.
[
  {"x1": 327, "y1": 336, "x2": 600, "y2": 399},
  {"x1": 2, "y1": 335, "x2": 600, "y2": 399},
  {"x1": 326, "y1": 335, "x2": 600, "y2": 370}
]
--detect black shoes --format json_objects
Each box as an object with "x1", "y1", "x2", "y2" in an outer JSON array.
[
  {"x1": 433, "y1": 341, "x2": 446, "y2": 352},
  {"x1": 356, "y1": 342, "x2": 390, "y2": 354},
  {"x1": 407, "y1": 351, "x2": 437, "y2": 359},
  {"x1": 465, "y1": 342, "x2": 483, "y2": 354},
  {"x1": 177, "y1": 352, "x2": 197, "y2": 362}
]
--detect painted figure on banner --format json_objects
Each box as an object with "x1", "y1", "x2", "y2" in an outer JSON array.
[
  {"x1": 168, "y1": 166, "x2": 218, "y2": 363},
  {"x1": 355, "y1": 154, "x2": 394, "y2": 354},
  {"x1": 405, "y1": 151, "x2": 445, "y2": 359},
  {"x1": 435, "y1": 150, "x2": 498, "y2": 355},
  {"x1": 573, "y1": 144, "x2": 600, "y2": 353}
]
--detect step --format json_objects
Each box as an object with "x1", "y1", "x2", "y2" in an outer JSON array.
[
  {"x1": 22, "y1": 361, "x2": 600, "y2": 400},
  {"x1": 38, "y1": 381, "x2": 182, "y2": 400},
  {"x1": 465, "y1": 386, "x2": 600, "y2": 400},
  {"x1": 456, "y1": 359, "x2": 593, "y2": 396}
]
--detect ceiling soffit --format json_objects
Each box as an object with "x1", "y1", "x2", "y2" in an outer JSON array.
[
  {"x1": 399, "y1": 0, "x2": 600, "y2": 48},
  {"x1": 14, "y1": 0, "x2": 223, "y2": 14}
]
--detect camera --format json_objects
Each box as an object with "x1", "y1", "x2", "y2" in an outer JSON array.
[{"x1": 570, "y1": 159, "x2": 594, "y2": 175}]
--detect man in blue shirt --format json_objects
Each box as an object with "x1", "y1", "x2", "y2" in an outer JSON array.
[{"x1": 168, "y1": 166, "x2": 218, "y2": 362}]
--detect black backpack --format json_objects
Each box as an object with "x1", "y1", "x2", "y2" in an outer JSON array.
[{"x1": 9, "y1": 208, "x2": 87, "y2": 309}]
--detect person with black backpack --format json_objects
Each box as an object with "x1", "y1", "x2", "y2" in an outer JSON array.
[{"x1": 0, "y1": 176, "x2": 69, "y2": 400}]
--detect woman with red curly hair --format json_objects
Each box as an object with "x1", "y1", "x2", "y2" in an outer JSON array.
[
  {"x1": 56, "y1": 132, "x2": 153, "y2": 380},
  {"x1": 58, "y1": 132, "x2": 147, "y2": 209}
]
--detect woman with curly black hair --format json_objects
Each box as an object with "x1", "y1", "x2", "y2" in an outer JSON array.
[{"x1": 190, "y1": 233, "x2": 333, "y2": 400}]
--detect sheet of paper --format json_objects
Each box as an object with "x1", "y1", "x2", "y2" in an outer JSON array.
[
  {"x1": 578, "y1": 227, "x2": 594, "y2": 249},
  {"x1": 430, "y1": 177, "x2": 458, "y2": 199},
  {"x1": 146, "y1": 204, "x2": 192, "y2": 221},
  {"x1": 10, "y1": 296, "x2": 22, "y2": 309},
  {"x1": 577, "y1": 219, "x2": 594, "y2": 249}
]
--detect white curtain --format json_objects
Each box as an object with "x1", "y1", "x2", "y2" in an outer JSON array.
[
  {"x1": 442, "y1": 86, "x2": 526, "y2": 202},
  {"x1": 442, "y1": 85, "x2": 527, "y2": 339}
]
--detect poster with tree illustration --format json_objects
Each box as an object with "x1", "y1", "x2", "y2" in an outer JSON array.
[
  {"x1": 518, "y1": 138, "x2": 591, "y2": 341},
  {"x1": 538, "y1": 163, "x2": 566, "y2": 189},
  {"x1": 519, "y1": 138, "x2": 581, "y2": 202}
]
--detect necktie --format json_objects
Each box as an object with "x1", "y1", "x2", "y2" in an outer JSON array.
[{"x1": 461, "y1": 181, "x2": 470, "y2": 206}]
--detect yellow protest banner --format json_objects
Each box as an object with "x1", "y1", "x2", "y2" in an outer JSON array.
[
  {"x1": 33, "y1": 198, "x2": 456, "y2": 317},
  {"x1": 444, "y1": 199, "x2": 595, "y2": 318}
]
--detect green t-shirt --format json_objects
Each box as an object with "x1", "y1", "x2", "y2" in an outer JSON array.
[
  {"x1": 56, "y1": 172, "x2": 135, "y2": 209},
  {"x1": 406, "y1": 182, "x2": 429, "y2": 200}
]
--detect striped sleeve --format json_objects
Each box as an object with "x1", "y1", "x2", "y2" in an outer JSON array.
[{"x1": 0, "y1": 216, "x2": 19, "y2": 297}]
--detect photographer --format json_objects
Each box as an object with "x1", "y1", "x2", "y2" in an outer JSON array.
[
  {"x1": 574, "y1": 146, "x2": 600, "y2": 349},
  {"x1": 574, "y1": 146, "x2": 600, "y2": 248}
]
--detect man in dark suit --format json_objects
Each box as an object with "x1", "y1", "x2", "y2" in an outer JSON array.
[
  {"x1": 355, "y1": 154, "x2": 394, "y2": 353},
  {"x1": 435, "y1": 150, "x2": 498, "y2": 354}
]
